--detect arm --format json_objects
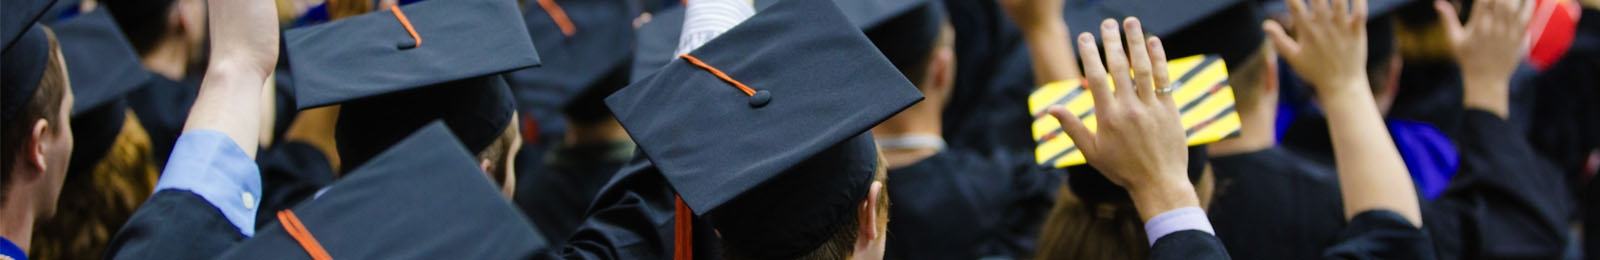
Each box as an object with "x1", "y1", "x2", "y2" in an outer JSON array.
[
  {"x1": 1265, "y1": 0, "x2": 1423, "y2": 226},
  {"x1": 997, "y1": 0, "x2": 1079, "y2": 85},
  {"x1": 1437, "y1": 0, "x2": 1533, "y2": 119},
  {"x1": 181, "y1": 0, "x2": 280, "y2": 159}
]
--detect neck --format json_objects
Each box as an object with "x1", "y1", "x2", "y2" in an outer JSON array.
[
  {"x1": 871, "y1": 99, "x2": 944, "y2": 169},
  {"x1": 141, "y1": 37, "x2": 190, "y2": 80},
  {"x1": 0, "y1": 184, "x2": 36, "y2": 252},
  {"x1": 1208, "y1": 104, "x2": 1277, "y2": 157},
  {"x1": 563, "y1": 118, "x2": 630, "y2": 147}
]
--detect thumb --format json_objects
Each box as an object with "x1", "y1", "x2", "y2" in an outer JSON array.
[
  {"x1": 1263, "y1": 20, "x2": 1301, "y2": 59},
  {"x1": 1435, "y1": 0, "x2": 1466, "y2": 41},
  {"x1": 1049, "y1": 105, "x2": 1097, "y2": 154}
]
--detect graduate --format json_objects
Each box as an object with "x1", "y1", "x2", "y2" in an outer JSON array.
[
  {"x1": 100, "y1": 0, "x2": 211, "y2": 166},
  {"x1": 214, "y1": 122, "x2": 547, "y2": 259},
  {"x1": 541, "y1": 0, "x2": 917, "y2": 258},
  {"x1": 505, "y1": 0, "x2": 644, "y2": 247},
  {"x1": 1, "y1": 0, "x2": 78, "y2": 258},
  {"x1": 28, "y1": 5, "x2": 163, "y2": 258},
  {"x1": 102, "y1": 0, "x2": 280, "y2": 257},
  {"x1": 256, "y1": 0, "x2": 541, "y2": 224},
  {"x1": 1032, "y1": 15, "x2": 1231, "y2": 260},
  {"x1": 1414, "y1": 0, "x2": 1575, "y2": 258}
]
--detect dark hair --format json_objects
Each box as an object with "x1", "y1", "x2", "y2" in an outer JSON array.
[
  {"x1": 1367, "y1": 16, "x2": 1399, "y2": 90},
  {"x1": 103, "y1": 0, "x2": 179, "y2": 55},
  {"x1": 563, "y1": 65, "x2": 629, "y2": 126},
  {"x1": 721, "y1": 155, "x2": 892, "y2": 260},
  {"x1": 3, "y1": 28, "x2": 68, "y2": 199}
]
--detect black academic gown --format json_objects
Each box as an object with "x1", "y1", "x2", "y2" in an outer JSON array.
[
  {"x1": 884, "y1": 149, "x2": 1057, "y2": 260},
  {"x1": 252, "y1": 141, "x2": 336, "y2": 230},
  {"x1": 1423, "y1": 109, "x2": 1573, "y2": 259},
  {"x1": 1528, "y1": 8, "x2": 1600, "y2": 185},
  {"x1": 104, "y1": 190, "x2": 242, "y2": 259},
  {"x1": 1150, "y1": 230, "x2": 1230, "y2": 260},
  {"x1": 537, "y1": 154, "x2": 695, "y2": 260},
  {"x1": 127, "y1": 75, "x2": 199, "y2": 167},
  {"x1": 1208, "y1": 147, "x2": 1346, "y2": 260},
  {"x1": 517, "y1": 141, "x2": 632, "y2": 248}
]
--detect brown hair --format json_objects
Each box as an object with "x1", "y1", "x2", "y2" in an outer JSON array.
[
  {"x1": 3, "y1": 27, "x2": 69, "y2": 199},
  {"x1": 31, "y1": 112, "x2": 159, "y2": 259},
  {"x1": 1035, "y1": 169, "x2": 1215, "y2": 260},
  {"x1": 722, "y1": 154, "x2": 892, "y2": 260}
]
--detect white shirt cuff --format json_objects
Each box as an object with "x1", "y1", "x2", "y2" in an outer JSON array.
[{"x1": 1143, "y1": 207, "x2": 1214, "y2": 246}]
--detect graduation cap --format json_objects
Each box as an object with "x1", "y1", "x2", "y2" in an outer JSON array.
[
  {"x1": 284, "y1": 0, "x2": 540, "y2": 171},
  {"x1": 215, "y1": 121, "x2": 546, "y2": 259},
  {"x1": 3, "y1": 0, "x2": 60, "y2": 123},
  {"x1": 605, "y1": 0, "x2": 922, "y2": 258},
  {"x1": 505, "y1": 0, "x2": 640, "y2": 130},
  {"x1": 49, "y1": 8, "x2": 155, "y2": 177}
]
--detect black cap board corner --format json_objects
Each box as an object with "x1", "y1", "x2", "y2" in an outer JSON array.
[
  {"x1": 285, "y1": 0, "x2": 540, "y2": 171},
  {"x1": 215, "y1": 121, "x2": 545, "y2": 259},
  {"x1": 606, "y1": 0, "x2": 922, "y2": 258}
]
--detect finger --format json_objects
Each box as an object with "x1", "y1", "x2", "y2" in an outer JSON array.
[
  {"x1": 1312, "y1": 0, "x2": 1333, "y2": 20},
  {"x1": 1148, "y1": 37, "x2": 1177, "y2": 108},
  {"x1": 1435, "y1": 0, "x2": 1466, "y2": 41},
  {"x1": 1353, "y1": 0, "x2": 1369, "y2": 24},
  {"x1": 1334, "y1": 0, "x2": 1351, "y2": 23},
  {"x1": 1101, "y1": 19, "x2": 1137, "y2": 101},
  {"x1": 1124, "y1": 17, "x2": 1156, "y2": 101},
  {"x1": 1516, "y1": 0, "x2": 1534, "y2": 29},
  {"x1": 1049, "y1": 106, "x2": 1097, "y2": 155},
  {"x1": 1287, "y1": 0, "x2": 1312, "y2": 23},
  {"x1": 1077, "y1": 32, "x2": 1115, "y2": 107},
  {"x1": 1264, "y1": 20, "x2": 1303, "y2": 58}
]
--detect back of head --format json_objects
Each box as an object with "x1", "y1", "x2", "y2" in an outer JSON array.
[
  {"x1": 1034, "y1": 187, "x2": 1148, "y2": 260},
  {"x1": 2, "y1": 26, "x2": 69, "y2": 200},
  {"x1": 101, "y1": 0, "x2": 178, "y2": 54}
]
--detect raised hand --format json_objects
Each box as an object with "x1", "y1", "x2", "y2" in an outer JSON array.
[
  {"x1": 1263, "y1": 0, "x2": 1423, "y2": 226},
  {"x1": 1264, "y1": 0, "x2": 1370, "y2": 97},
  {"x1": 1048, "y1": 18, "x2": 1192, "y2": 221},
  {"x1": 1437, "y1": 0, "x2": 1533, "y2": 118},
  {"x1": 182, "y1": 0, "x2": 280, "y2": 158},
  {"x1": 998, "y1": 0, "x2": 1079, "y2": 85}
]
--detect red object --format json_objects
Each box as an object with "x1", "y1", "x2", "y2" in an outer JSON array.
[{"x1": 1528, "y1": 0, "x2": 1581, "y2": 71}]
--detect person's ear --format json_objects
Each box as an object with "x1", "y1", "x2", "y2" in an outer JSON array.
[
  {"x1": 27, "y1": 119, "x2": 50, "y2": 177},
  {"x1": 480, "y1": 159, "x2": 493, "y2": 175},
  {"x1": 856, "y1": 180, "x2": 884, "y2": 247},
  {"x1": 924, "y1": 47, "x2": 955, "y2": 96}
]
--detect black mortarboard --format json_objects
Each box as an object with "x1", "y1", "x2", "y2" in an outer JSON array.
[
  {"x1": 3, "y1": 0, "x2": 60, "y2": 123},
  {"x1": 507, "y1": 0, "x2": 639, "y2": 131},
  {"x1": 1066, "y1": 0, "x2": 1265, "y2": 69},
  {"x1": 606, "y1": 0, "x2": 922, "y2": 258},
  {"x1": 285, "y1": 0, "x2": 540, "y2": 171},
  {"x1": 215, "y1": 121, "x2": 546, "y2": 259},
  {"x1": 50, "y1": 8, "x2": 154, "y2": 177},
  {"x1": 839, "y1": 0, "x2": 947, "y2": 75}
]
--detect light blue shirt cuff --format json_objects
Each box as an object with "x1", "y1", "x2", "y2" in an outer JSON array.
[
  {"x1": 154, "y1": 130, "x2": 262, "y2": 237},
  {"x1": 1144, "y1": 207, "x2": 1214, "y2": 246}
]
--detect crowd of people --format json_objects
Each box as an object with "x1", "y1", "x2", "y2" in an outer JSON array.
[{"x1": 2, "y1": 0, "x2": 1598, "y2": 259}]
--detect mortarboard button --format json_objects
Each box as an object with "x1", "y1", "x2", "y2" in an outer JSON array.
[{"x1": 749, "y1": 90, "x2": 771, "y2": 107}]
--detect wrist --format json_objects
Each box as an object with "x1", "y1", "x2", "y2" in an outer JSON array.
[
  {"x1": 1019, "y1": 20, "x2": 1068, "y2": 41},
  {"x1": 1313, "y1": 77, "x2": 1374, "y2": 104},
  {"x1": 1462, "y1": 83, "x2": 1510, "y2": 119},
  {"x1": 1129, "y1": 177, "x2": 1200, "y2": 222}
]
